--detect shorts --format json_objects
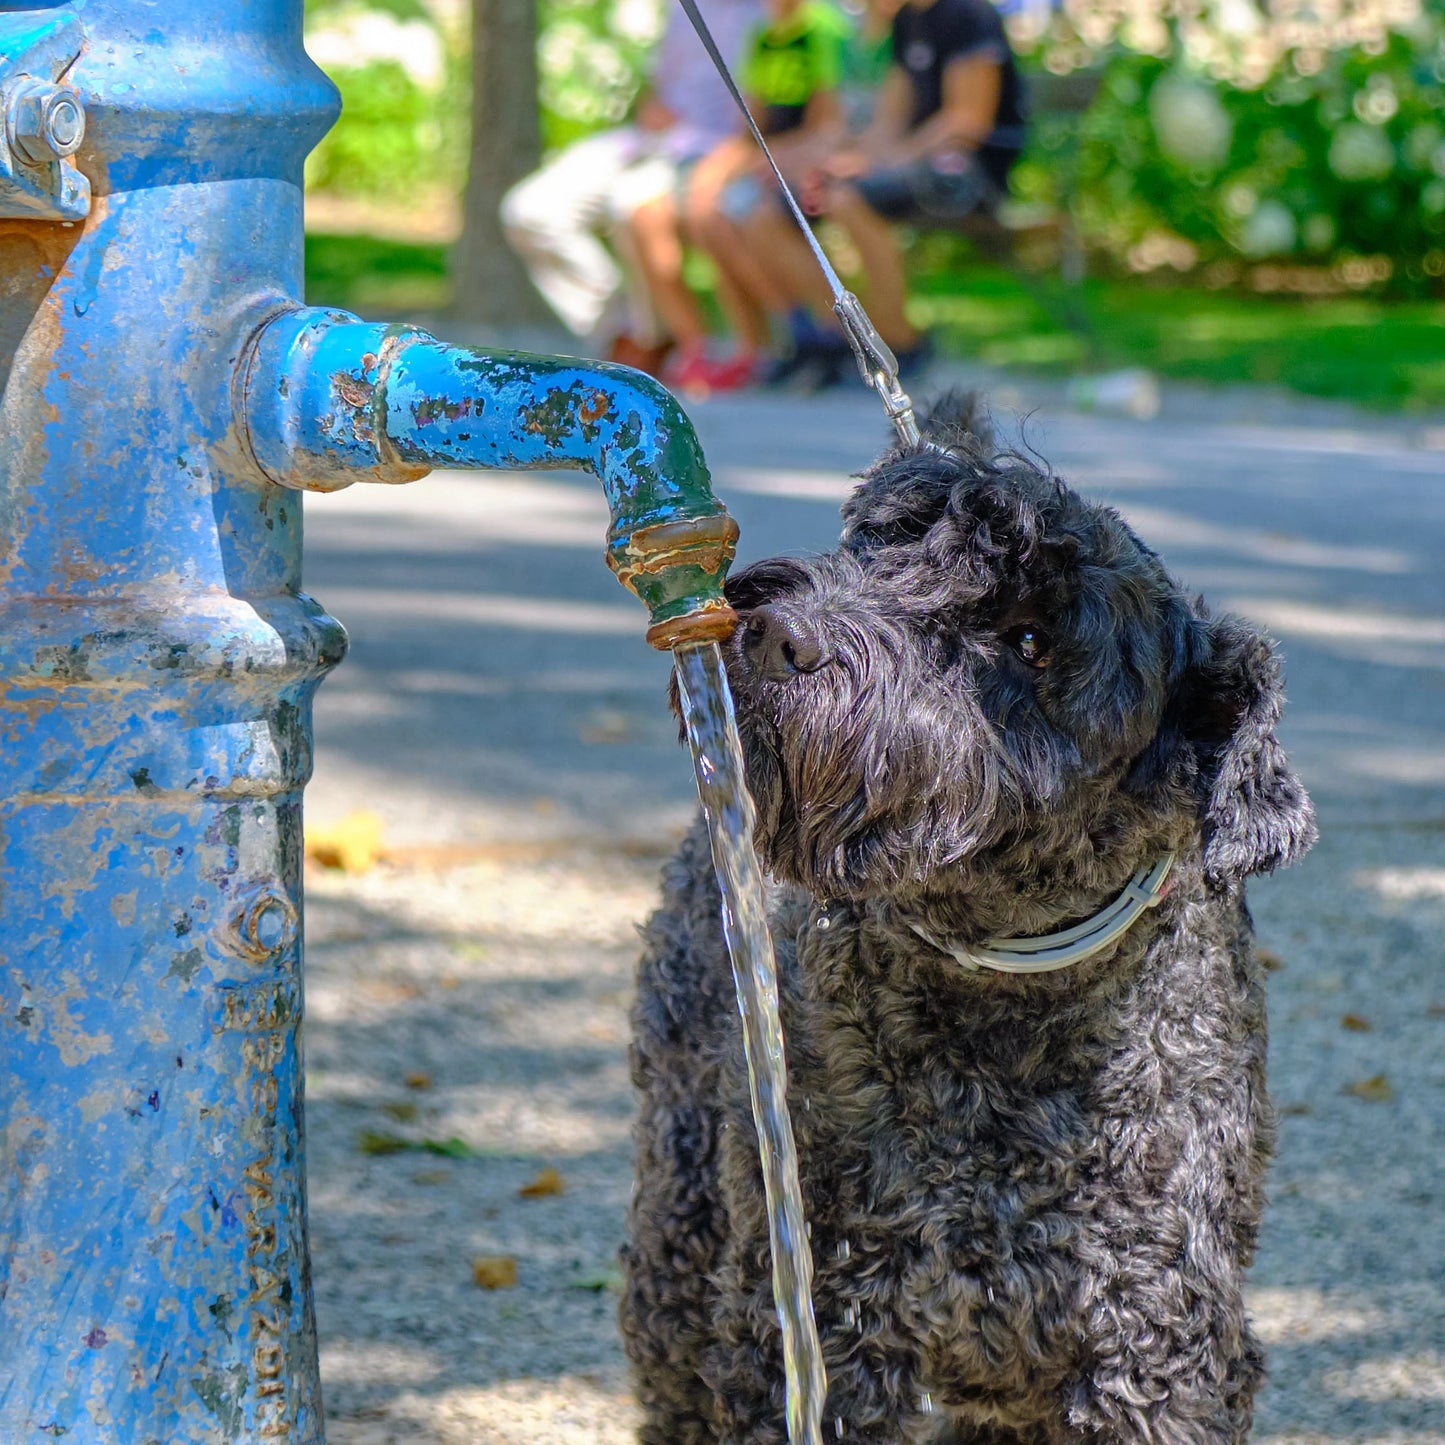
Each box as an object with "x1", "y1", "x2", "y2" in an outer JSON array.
[
  {"x1": 718, "y1": 172, "x2": 767, "y2": 223},
  {"x1": 853, "y1": 152, "x2": 1002, "y2": 224},
  {"x1": 605, "y1": 151, "x2": 701, "y2": 222}
]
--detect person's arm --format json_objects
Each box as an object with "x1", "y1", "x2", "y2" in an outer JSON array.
[
  {"x1": 823, "y1": 65, "x2": 913, "y2": 178},
  {"x1": 893, "y1": 51, "x2": 1002, "y2": 162},
  {"x1": 799, "y1": 86, "x2": 846, "y2": 144}
]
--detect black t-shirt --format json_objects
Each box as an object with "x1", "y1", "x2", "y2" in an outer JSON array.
[{"x1": 891, "y1": 0, "x2": 1027, "y2": 185}]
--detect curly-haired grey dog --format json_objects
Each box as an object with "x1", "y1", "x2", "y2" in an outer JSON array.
[{"x1": 621, "y1": 398, "x2": 1316, "y2": 1445}]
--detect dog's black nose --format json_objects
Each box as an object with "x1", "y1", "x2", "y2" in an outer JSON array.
[{"x1": 742, "y1": 606, "x2": 828, "y2": 680}]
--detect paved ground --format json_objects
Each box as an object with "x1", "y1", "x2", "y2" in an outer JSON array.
[{"x1": 300, "y1": 368, "x2": 1445, "y2": 1444}]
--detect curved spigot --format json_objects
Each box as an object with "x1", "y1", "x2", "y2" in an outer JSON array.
[{"x1": 239, "y1": 307, "x2": 739, "y2": 650}]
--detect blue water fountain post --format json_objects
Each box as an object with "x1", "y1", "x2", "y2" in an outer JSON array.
[{"x1": 0, "y1": 4, "x2": 736, "y2": 1441}]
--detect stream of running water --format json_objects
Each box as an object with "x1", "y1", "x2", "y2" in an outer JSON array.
[{"x1": 672, "y1": 638, "x2": 826, "y2": 1445}]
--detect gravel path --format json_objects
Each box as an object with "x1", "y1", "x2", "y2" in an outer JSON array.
[{"x1": 303, "y1": 375, "x2": 1445, "y2": 1443}]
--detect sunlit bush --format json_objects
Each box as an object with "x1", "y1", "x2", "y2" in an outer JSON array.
[
  {"x1": 1008, "y1": 0, "x2": 1445, "y2": 288},
  {"x1": 303, "y1": 0, "x2": 466, "y2": 198},
  {"x1": 302, "y1": 0, "x2": 663, "y2": 197}
]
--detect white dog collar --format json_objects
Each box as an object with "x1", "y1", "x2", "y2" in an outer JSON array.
[{"x1": 908, "y1": 853, "x2": 1177, "y2": 975}]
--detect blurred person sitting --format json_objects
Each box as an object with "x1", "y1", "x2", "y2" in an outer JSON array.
[
  {"x1": 499, "y1": 0, "x2": 760, "y2": 375},
  {"x1": 747, "y1": 0, "x2": 1025, "y2": 382},
  {"x1": 647, "y1": 0, "x2": 853, "y2": 395}
]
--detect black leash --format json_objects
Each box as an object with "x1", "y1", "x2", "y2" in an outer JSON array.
[{"x1": 673, "y1": 0, "x2": 922, "y2": 445}]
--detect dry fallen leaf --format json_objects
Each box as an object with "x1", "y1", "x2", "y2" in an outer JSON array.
[
  {"x1": 1279, "y1": 1101, "x2": 1312, "y2": 1117},
  {"x1": 412, "y1": 1168, "x2": 451, "y2": 1186},
  {"x1": 1427, "y1": 1003, "x2": 1445, "y2": 1019},
  {"x1": 1342, "y1": 1074, "x2": 1395, "y2": 1103},
  {"x1": 404, "y1": 1071, "x2": 433, "y2": 1090},
  {"x1": 306, "y1": 810, "x2": 385, "y2": 873},
  {"x1": 519, "y1": 1166, "x2": 565, "y2": 1198},
  {"x1": 381, "y1": 1101, "x2": 419, "y2": 1122},
  {"x1": 358, "y1": 978, "x2": 422, "y2": 1002},
  {"x1": 472, "y1": 1255, "x2": 518, "y2": 1289},
  {"x1": 1340, "y1": 1013, "x2": 1372, "y2": 1032},
  {"x1": 1258, "y1": 948, "x2": 1284, "y2": 972},
  {"x1": 358, "y1": 1129, "x2": 409, "y2": 1156}
]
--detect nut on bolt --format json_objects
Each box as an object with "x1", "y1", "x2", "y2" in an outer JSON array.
[{"x1": 7, "y1": 79, "x2": 85, "y2": 166}]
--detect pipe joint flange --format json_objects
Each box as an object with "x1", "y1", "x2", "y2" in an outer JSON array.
[{"x1": 240, "y1": 307, "x2": 433, "y2": 491}]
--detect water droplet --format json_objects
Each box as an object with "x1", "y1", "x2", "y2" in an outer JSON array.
[
  {"x1": 73, "y1": 294, "x2": 92, "y2": 316},
  {"x1": 815, "y1": 912, "x2": 831, "y2": 931},
  {"x1": 919, "y1": 1391, "x2": 936, "y2": 1413},
  {"x1": 834, "y1": 1418, "x2": 846, "y2": 1440},
  {"x1": 836, "y1": 1239, "x2": 851, "y2": 1261},
  {"x1": 986, "y1": 1286, "x2": 995, "y2": 1304}
]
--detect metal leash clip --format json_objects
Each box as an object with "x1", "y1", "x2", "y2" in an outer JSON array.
[
  {"x1": 833, "y1": 290, "x2": 920, "y2": 445},
  {"x1": 674, "y1": 0, "x2": 922, "y2": 449}
]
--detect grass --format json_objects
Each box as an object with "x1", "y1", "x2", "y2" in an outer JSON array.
[{"x1": 305, "y1": 231, "x2": 1445, "y2": 412}]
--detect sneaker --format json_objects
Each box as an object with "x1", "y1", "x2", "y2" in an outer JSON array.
[
  {"x1": 666, "y1": 345, "x2": 761, "y2": 400},
  {"x1": 762, "y1": 331, "x2": 853, "y2": 391}
]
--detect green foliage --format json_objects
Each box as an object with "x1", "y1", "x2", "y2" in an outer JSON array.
[
  {"x1": 1011, "y1": 5, "x2": 1445, "y2": 288},
  {"x1": 305, "y1": 58, "x2": 466, "y2": 197},
  {"x1": 305, "y1": 0, "x2": 432, "y2": 18},
  {"x1": 303, "y1": 0, "x2": 659, "y2": 199},
  {"x1": 303, "y1": 1, "x2": 467, "y2": 199},
  {"x1": 537, "y1": 0, "x2": 658, "y2": 150}
]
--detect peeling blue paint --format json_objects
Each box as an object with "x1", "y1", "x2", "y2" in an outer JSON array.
[
  {"x1": 0, "y1": 3, "x2": 336, "y2": 1440},
  {"x1": 2, "y1": 2, "x2": 741, "y2": 1439}
]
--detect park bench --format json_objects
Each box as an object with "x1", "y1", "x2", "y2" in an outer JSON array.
[{"x1": 905, "y1": 68, "x2": 1103, "y2": 339}]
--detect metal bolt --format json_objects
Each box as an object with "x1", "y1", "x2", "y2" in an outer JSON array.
[
  {"x1": 8, "y1": 80, "x2": 86, "y2": 166},
  {"x1": 228, "y1": 885, "x2": 299, "y2": 964}
]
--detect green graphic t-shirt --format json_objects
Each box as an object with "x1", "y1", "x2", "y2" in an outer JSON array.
[{"x1": 741, "y1": 1, "x2": 852, "y2": 136}]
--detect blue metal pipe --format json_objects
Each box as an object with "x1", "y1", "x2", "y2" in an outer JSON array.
[
  {"x1": 1, "y1": 3, "x2": 341, "y2": 1439},
  {"x1": 0, "y1": 0, "x2": 737, "y2": 1440},
  {"x1": 239, "y1": 309, "x2": 740, "y2": 648}
]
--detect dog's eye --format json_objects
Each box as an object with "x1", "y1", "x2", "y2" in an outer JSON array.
[{"x1": 1003, "y1": 625, "x2": 1052, "y2": 668}]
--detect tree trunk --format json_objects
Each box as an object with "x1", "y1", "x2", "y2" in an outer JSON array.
[{"x1": 452, "y1": 0, "x2": 551, "y2": 327}]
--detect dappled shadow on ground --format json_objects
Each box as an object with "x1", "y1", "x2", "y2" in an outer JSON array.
[
  {"x1": 302, "y1": 833, "x2": 1445, "y2": 1444},
  {"x1": 304, "y1": 849, "x2": 658, "y2": 1443}
]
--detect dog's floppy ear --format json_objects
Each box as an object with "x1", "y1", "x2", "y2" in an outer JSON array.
[{"x1": 1183, "y1": 611, "x2": 1316, "y2": 885}]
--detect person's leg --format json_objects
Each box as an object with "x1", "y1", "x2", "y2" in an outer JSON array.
[
  {"x1": 627, "y1": 190, "x2": 710, "y2": 354},
  {"x1": 711, "y1": 254, "x2": 772, "y2": 357},
  {"x1": 737, "y1": 203, "x2": 835, "y2": 316},
  {"x1": 823, "y1": 179, "x2": 919, "y2": 351},
  {"x1": 691, "y1": 200, "x2": 775, "y2": 355},
  {"x1": 499, "y1": 130, "x2": 636, "y2": 338}
]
